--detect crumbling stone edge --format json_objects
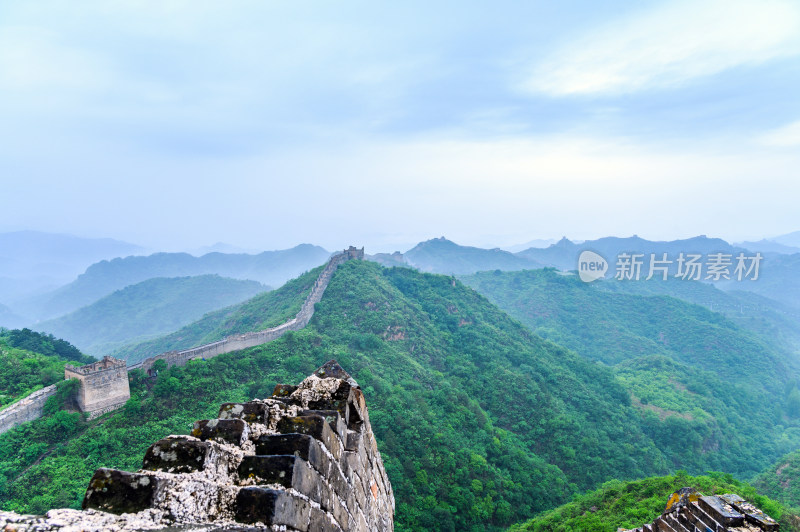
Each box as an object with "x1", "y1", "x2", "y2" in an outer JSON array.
[{"x1": 0, "y1": 360, "x2": 394, "y2": 532}]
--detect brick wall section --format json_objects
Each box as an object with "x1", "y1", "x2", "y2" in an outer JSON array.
[
  {"x1": 622, "y1": 487, "x2": 779, "y2": 531},
  {"x1": 130, "y1": 247, "x2": 362, "y2": 375},
  {"x1": 0, "y1": 360, "x2": 395, "y2": 531},
  {"x1": 0, "y1": 384, "x2": 58, "y2": 435},
  {"x1": 0, "y1": 247, "x2": 363, "y2": 435}
]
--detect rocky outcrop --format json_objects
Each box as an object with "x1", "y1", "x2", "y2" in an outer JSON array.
[
  {"x1": 0, "y1": 360, "x2": 394, "y2": 531},
  {"x1": 622, "y1": 487, "x2": 779, "y2": 531}
]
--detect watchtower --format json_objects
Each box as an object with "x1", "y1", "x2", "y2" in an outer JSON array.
[{"x1": 65, "y1": 356, "x2": 130, "y2": 418}]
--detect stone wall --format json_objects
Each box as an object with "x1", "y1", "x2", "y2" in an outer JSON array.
[
  {"x1": 0, "y1": 361, "x2": 395, "y2": 531},
  {"x1": 0, "y1": 248, "x2": 359, "y2": 435},
  {"x1": 65, "y1": 356, "x2": 130, "y2": 418},
  {"x1": 622, "y1": 487, "x2": 779, "y2": 531},
  {"x1": 0, "y1": 384, "x2": 58, "y2": 435},
  {"x1": 131, "y1": 249, "x2": 353, "y2": 376}
]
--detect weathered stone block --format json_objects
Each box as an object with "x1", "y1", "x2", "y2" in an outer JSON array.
[
  {"x1": 254, "y1": 433, "x2": 330, "y2": 478},
  {"x1": 237, "y1": 455, "x2": 326, "y2": 508},
  {"x1": 276, "y1": 415, "x2": 341, "y2": 461},
  {"x1": 698, "y1": 495, "x2": 744, "y2": 527},
  {"x1": 142, "y1": 437, "x2": 211, "y2": 474},
  {"x1": 191, "y1": 418, "x2": 249, "y2": 446},
  {"x1": 345, "y1": 430, "x2": 361, "y2": 451},
  {"x1": 218, "y1": 402, "x2": 270, "y2": 424},
  {"x1": 309, "y1": 506, "x2": 343, "y2": 532},
  {"x1": 82, "y1": 468, "x2": 162, "y2": 515},
  {"x1": 302, "y1": 409, "x2": 347, "y2": 443},
  {"x1": 272, "y1": 384, "x2": 298, "y2": 398},
  {"x1": 234, "y1": 487, "x2": 310, "y2": 530}
]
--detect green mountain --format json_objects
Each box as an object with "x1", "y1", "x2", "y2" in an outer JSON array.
[
  {"x1": 0, "y1": 329, "x2": 91, "y2": 408},
  {"x1": 596, "y1": 276, "x2": 800, "y2": 354},
  {"x1": 111, "y1": 266, "x2": 324, "y2": 364},
  {"x1": 36, "y1": 275, "x2": 266, "y2": 357},
  {"x1": 460, "y1": 268, "x2": 800, "y2": 477},
  {"x1": 753, "y1": 450, "x2": 800, "y2": 510},
  {"x1": 2, "y1": 259, "x2": 679, "y2": 530},
  {"x1": 389, "y1": 237, "x2": 543, "y2": 274},
  {"x1": 18, "y1": 243, "x2": 330, "y2": 320},
  {"x1": 508, "y1": 472, "x2": 798, "y2": 532},
  {"x1": 5, "y1": 261, "x2": 798, "y2": 530}
]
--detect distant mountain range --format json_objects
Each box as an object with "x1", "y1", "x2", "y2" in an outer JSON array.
[
  {"x1": 14, "y1": 244, "x2": 331, "y2": 321},
  {"x1": 0, "y1": 231, "x2": 145, "y2": 304},
  {"x1": 36, "y1": 275, "x2": 267, "y2": 356},
  {"x1": 369, "y1": 237, "x2": 545, "y2": 274}
]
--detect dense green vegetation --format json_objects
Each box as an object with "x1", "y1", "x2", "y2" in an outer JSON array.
[
  {"x1": 508, "y1": 472, "x2": 798, "y2": 531},
  {"x1": 1, "y1": 329, "x2": 92, "y2": 365},
  {"x1": 0, "y1": 330, "x2": 91, "y2": 408},
  {"x1": 598, "y1": 275, "x2": 800, "y2": 355},
  {"x1": 2, "y1": 260, "x2": 674, "y2": 530},
  {"x1": 461, "y1": 268, "x2": 800, "y2": 478},
  {"x1": 753, "y1": 450, "x2": 800, "y2": 509},
  {"x1": 112, "y1": 266, "x2": 322, "y2": 364},
  {"x1": 3, "y1": 261, "x2": 798, "y2": 530},
  {"x1": 37, "y1": 275, "x2": 266, "y2": 356}
]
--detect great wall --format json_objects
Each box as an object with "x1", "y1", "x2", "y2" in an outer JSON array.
[
  {"x1": 0, "y1": 247, "x2": 364, "y2": 435},
  {"x1": 0, "y1": 360, "x2": 395, "y2": 531},
  {"x1": 0, "y1": 245, "x2": 785, "y2": 530}
]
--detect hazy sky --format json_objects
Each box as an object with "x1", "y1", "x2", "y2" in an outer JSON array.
[{"x1": 1, "y1": 0, "x2": 799, "y2": 253}]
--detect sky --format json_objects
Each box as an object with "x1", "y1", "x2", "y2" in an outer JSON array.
[{"x1": 1, "y1": 0, "x2": 799, "y2": 253}]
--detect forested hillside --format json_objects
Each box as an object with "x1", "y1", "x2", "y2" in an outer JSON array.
[
  {"x1": 3, "y1": 261, "x2": 798, "y2": 530},
  {"x1": 0, "y1": 329, "x2": 91, "y2": 408},
  {"x1": 37, "y1": 275, "x2": 266, "y2": 356},
  {"x1": 112, "y1": 265, "x2": 323, "y2": 364},
  {"x1": 1, "y1": 260, "x2": 670, "y2": 530},
  {"x1": 461, "y1": 268, "x2": 800, "y2": 477},
  {"x1": 753, "y1": 450, "x2": 800, "y2": 510},
  {"x1": 509, "y1": 472, "x2": 798, "y2": 531}
]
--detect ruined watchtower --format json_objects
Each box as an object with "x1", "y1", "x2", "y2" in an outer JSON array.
[
  {"x1": 65, "y1": 356, "x2": 130, "y2": 418},
  {"x1": 344, "y1": 246, "x2": 364, "y2": 260}
]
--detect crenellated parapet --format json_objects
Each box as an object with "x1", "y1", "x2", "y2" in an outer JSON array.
[
  {"x1": 64, "y1": 355, "x2": 130, "y2": 418},
  {"x1": 0, "y1": 361, "x2": 394, "y2": 531}
]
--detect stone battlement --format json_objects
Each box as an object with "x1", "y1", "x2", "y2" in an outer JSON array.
[
  {"x1": 65, "y1": 355, "x2": 127, "y2": 376},
  {"x1": 622, "y1": 487, "x2": 779, "y2": 531},
  {"x1": 65, "y1": 355, "x2": 131, "y2": 418},
  {"x1": 0, "y1": 361, "x2": 395, "y2": 531}
]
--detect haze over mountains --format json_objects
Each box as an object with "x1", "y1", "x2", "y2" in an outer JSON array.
[
  {"x1": 36, "y1": 275, "x2": 267, "y2": 357},
  {"x1": 4, "y1": 256, "x2": 800, "y2": 530},
  {"x1": 2, "y1": 230, "x2": 800, "y2": 366}
]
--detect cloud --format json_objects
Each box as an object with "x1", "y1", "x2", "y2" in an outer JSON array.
[
  {"x1": 521, "y1": 0, "x2": 800, "y2": 96},
  {"x1": 0, "y1": 26, "x2": 112, "y2": 93},
  {"x1": 758, "y1": 120, "x2": 800, "y2": 147}
]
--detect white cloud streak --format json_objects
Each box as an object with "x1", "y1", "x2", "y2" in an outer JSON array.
[
  {"x1": 758, "y1": 120, "x2": 800, "y2": 147},
  {"x1": 522, "y1": 0, "x2": 800, "y2": 96}
]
